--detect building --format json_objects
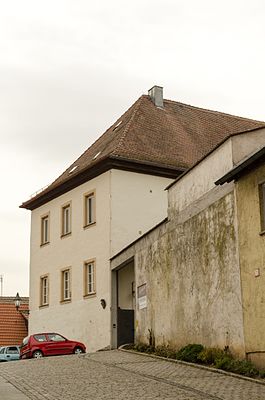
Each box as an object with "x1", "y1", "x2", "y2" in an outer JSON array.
[
  {"x1": 110, "y1": 127, "x2": 265, "y2": 365},
  {"x1": 21, "y1": 86, "x2": 265, "y2": 352},
  {"x1": 216, "y1": 146, "x2": 265, "y2": 367},
  {"x1": 0, "y1": 297, "x2": 29, "y2": 346}
]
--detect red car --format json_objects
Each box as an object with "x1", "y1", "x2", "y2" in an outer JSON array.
[{"x1": 20, "y1": 333, "x2": 86, "y2": 359}]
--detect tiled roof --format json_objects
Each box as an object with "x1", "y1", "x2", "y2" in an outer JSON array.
[
  {"x1": 0, "y1": 297, "x2": 29, "y2": 346},
  {"x1": 21, "y1": 93, "x2": 265, "y2": 209}
]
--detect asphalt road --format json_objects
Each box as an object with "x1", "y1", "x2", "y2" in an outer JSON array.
[{"x1": 1, "y1": 350, "x2": 265, "y2": 399}]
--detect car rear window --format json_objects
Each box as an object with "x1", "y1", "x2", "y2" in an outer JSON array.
[
  {"x1": 22, "y1": 336, "x2": 29, "y2": 347},
  {"x1": 6, "y1": 347, "x2": 19, "y2": 354},
  {"x1": 34, "y1": 334, "x2": 47, "y2": 342}
]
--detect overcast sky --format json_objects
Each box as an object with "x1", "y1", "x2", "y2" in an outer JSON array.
[{"x1": 1, "y1": 0, "x2": 265, "y2": 296}]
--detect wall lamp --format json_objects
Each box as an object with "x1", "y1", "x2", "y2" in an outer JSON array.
[
  {"x1": 15, "y1": 292, "x2": 21, "y2": 311},
  {"x1": 100, "y1": 299, "x2": 106, "y2": 309}
]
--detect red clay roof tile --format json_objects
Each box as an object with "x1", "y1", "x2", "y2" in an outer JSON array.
[
  {"x1": 0, "y1": 297, "x2": 29, "y2": 346},
  {"x1": 21, "y1": 94, "x2": 265, "y2": 209}
]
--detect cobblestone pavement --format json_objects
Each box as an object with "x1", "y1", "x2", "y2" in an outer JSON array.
[{"x1": 1, "y1": 350, "x2": 265, "y2": 400}]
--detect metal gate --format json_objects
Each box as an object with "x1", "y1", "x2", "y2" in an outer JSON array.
[{"x1": 117, "y1": 308, "x2": 134, "y2": 347}]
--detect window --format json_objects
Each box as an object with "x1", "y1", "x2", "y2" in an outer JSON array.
[
  {"x1": 22, "y1": 336, "x2": 29, "y2": 347},
  {"x1": 6, "y1": 347, "x2": 19, "y2": 354},
  {"x1": 40, "y1": 275, "x2": 49, "y2": 306},
  {"x1": 62, "y1": 269, "x2": 71, "y2": 301},
  {"x1": 84, "y1": 261, "x2": 96, "y2": 296},
  {"x1": 47, "y1": 333, "x2": 65, "y2": 342},
  {"x1": 34, "y1": 334, "x2": 47, "y2": 342},
  {"x1": 62, "y1": 204, "x2": 71, "y2": 236},
  {"x1": 259, "y1": 182, "x2": 265, "y2": 231},
  {"x1": 41, "y1": 214, "x2": 49, "y2": 245},
  {"x1": 84, "y1": 192, "x2": 95, "y2": 227}
]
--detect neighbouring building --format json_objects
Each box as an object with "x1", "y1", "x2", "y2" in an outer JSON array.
[
  {"x1": 0, "y1": 297, "x2": 29, "y2": 346},
  {"x1": 216, "y1": 146, "x2": 265, "y2": 367},
  {"x1": 21, "y1": 86, "x2": 265, "y2": 352},
  {"x1": 111, "y1": 129, "x2": 265, "y2": 366}
]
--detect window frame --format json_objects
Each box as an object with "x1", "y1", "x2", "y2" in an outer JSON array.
[
  {"x1": 61, "y1": 268, "x2": 71, "y2": 302},
  {"x1": 40, "y1": 274, "x2": 49, "y2": 307},
  {"x1": 40, "y1": 213, "x2": 50, "y2": 246},
  {"x1": 61, "y1": 202, "x2": 72, "y2": 237},
  {"x1": 83, "y1": 259, "x2": 96, "y2": 297},
  {"x1": 83, "y1": 191, "x2": 96, "y2": 228}
]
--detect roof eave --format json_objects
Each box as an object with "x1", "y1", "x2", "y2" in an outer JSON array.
[{"x1": 20, "y1": 157, "x2": 184, "y2": 210}]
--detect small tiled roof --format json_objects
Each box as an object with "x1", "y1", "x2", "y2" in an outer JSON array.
[
  {"x1": 21, "y1": 94, "x2": 265, "y2": 210},
  {"x1": 0, "y1": 297, "x2": 29, "y2": 346}
]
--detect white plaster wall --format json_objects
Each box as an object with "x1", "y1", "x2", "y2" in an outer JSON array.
[
  {"x1": 29, "y1": 171, "x2": 111, "y2": 352},
  {"x1": 168, "y1": 139, "x2": 233, "y2": 216},
  {"x1": 110, "y1": 170, "x2": 173, "y2": 256},
  {"x1": 29, "y1": 169, "x2": 173, "y2": 352}
]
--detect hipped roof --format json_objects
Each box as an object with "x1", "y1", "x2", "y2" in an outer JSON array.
[{"x1": 21, "y1": 94, "x2": 265, "y2": 210}]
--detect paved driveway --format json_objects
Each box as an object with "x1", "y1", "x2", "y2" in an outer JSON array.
[{"x1": 1, "y1": 350, "x2": 265, "y2": 399}]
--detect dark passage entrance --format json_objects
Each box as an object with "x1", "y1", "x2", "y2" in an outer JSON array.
[
  {"x1": 113, "y1": 259, "x2": 135, "y2": 348},
  {"x1": 117, "y1": 308, "x2": 134, "y2": 347}
]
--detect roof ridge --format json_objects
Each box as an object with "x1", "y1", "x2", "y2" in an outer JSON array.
[
  {"x1": 111, "y1": 95, "x2": 144, "y2": 156},
  {"x1": 159, "y1": 96, "x2": 265, "y2": 124}
]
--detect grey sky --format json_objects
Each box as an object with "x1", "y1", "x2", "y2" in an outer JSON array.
[{"x1": 1, "y1": 0, "x2": 265, "y2": 296}]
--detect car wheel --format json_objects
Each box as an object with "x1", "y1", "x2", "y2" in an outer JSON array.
[
  {"x1": 32, "y1": 350, "x2": 43, "y2": 359},
  {"x1": 74, "y1": 347, "x2": 83, "y2": 355}
]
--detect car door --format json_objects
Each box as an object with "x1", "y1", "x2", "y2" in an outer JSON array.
[
  {"x1": 46, "y1": 333, "x2": 71, "y2": 355},
  {"x1": 5, "y1": 346, "x2": 20, "y2": 361}
]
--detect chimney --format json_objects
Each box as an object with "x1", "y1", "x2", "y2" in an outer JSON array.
[{"x1": 148, "y1": 85, "x2": 163, "y2": 108}]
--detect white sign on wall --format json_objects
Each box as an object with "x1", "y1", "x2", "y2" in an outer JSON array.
[{"x1": 137, "y1": 283, "x2": 147, "y2": 310}]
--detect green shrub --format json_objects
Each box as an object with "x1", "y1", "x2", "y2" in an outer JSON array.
[
  {"x1": 132, "y1": 343, "x2": 263, "y2": 379},
  {"x1": 213, "y1": 354, "x2": 259, "y2": 377},
  {"x1": 259, "y1": 370, "x2": 265, "y2": 379},
  {"x1": 228, "y1": 359, "x2": 259, "y2": 377},
  {"x1": 135, "y1": 343, "x2": 150, "y2": 353},
  {"x1": 154, "y1": 345, "x2": 177, "y2": 359},
  {"x1": 176, "y1": 344, "x2": 204, "y2": 363},
  {"x1": 214, "y1": 354, "x2": 234, "y2": 370},
  {"x1": 198, "y1": 347, "x2": 228, "y2": 365}
]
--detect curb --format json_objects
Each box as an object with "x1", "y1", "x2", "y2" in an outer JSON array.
[{"x1": 119, "y1": 348, "x2": 265, "y2": 386}]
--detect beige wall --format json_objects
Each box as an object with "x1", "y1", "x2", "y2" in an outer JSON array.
[
  {"x1": 29, "y1": 169, "x2": 173, "y2": 352},
  {"x1": 236, "y1": 162, "x2": 265, "y2": 367}
]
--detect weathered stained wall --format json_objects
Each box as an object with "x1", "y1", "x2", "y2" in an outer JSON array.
[
  {"x1": 236, "y1": 162, "x2": 265, "y2": 367},
  {"x1": 111, "y1": 132, "x2": 265, "y2": 359},
  {"x1": 134, "y1": 191, "x2": 245, "y2": 356}
]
